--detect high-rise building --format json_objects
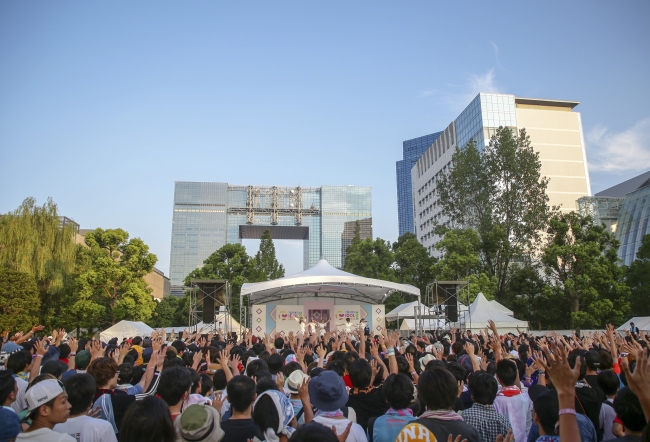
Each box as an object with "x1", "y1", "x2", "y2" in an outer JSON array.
[
  {"x1": 170, "y1": 182, "x2": 372, "y2": 293},
  {"x1": 411, "y1": 93, "x2": 591, "y2": 255},
  {"x1": 396, "y1": 133, "x2": 443, "y2": 236}
]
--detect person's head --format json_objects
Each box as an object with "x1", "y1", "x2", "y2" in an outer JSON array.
[
  {"x1": 118, "y1": 363, "x2": 135, "y2": 385},
  {"x1": 174, "y1": 404, "x2": 224, "y2": 442},
  {"x1": 274, "y1": 337, "x2": 284, "y2": 350},
  {"x1": 87, "y1": 357, "x2": 119, "y2": 389},
  {"x1": 267, "y1": 353, "x2": 284, "y2": 375},
  {"x1": 63, "y1": 374, "x2": 97, "y2": 416},
  {"x1": 446, "y1": 361, "x2": 469, "y2": 385},
  {"x1": 495, "y1": 359, "x2": 518, "y2": 387},
  {"x1": 325, "y1": 359, "x2": 346, "y2": 377},
  {"x1": 584, "y1": 350, "x2": 601, "y2": 373},
  {"x1": 383, "y1": 374, "x2": 414, "y2": 410},
  {"x1": 614, "y1": 387, "x2": 646, "y2": 435},
  {"x1": 417, "y1": 368, "x2": 457, "y2": 410},
  {"x1": 6, "y1": 350, "x2": 32, "y2": 374},
  {"x1": 631, "y1": 322, "x2": 635, "y2": 327},
  {"x1": 468, "y1": 371, "x2": 498, "y2": 405},
  {"x1": 451, "y1": 341, "x2": 464, "y2": 356},
  {"x1": 342, "y1": 351, "x2": 359, "y2": 371},
  {"x1": 253, "y1": 389, "x2": 295, "y2": 440},
  {"x1": 200, "y1": 374, "x2": 213, "y2": 398},
  {"x1": 246, "y1": 358, "x2": 269, "y2": 377},
  {"x1": 188, "y1": 368, "x2": 201, "y2": 394},
  {"x1": 597, "y1": 370, "x2": 620, "y2": 397},
  {"x1": 212, "y1": 369, "x2": 227, "y2": 391},
  {"x1": 132, "y1": 336, "x2": 143, "y2": 346},
  {"x1": 283, "y1": 362, "x2": 303, "y2": 379},
  {"x1": 118, "y1": 396, "x2": 175, "y2": 442},
  {"x1": 171, "y1": 340, "x2": 186, "y2": 355},
  {"x1": 58, "y1": 343, "x2": 71, "y2": 359},
  {"x1": 74, "y1": 350, "x2": 91, "y2": 370},
  {"x1": 597, "y1": 349, "x2": 613, "y2": 370},
  {"x1": 288, "y1": 422, "x2": 339, "y2": 442},
  {"x1": 567, "y1": 353, "x2": 587, "y2": 380},
  {"x1": 41, "y1": 359, "x2": 68, "y2": 380},
  {"x1": 25, "y1": 378, "x2": 71, "y2": 427},
  {"x1": 226, "y1": 375, "x2": 256, "y2": 413},
  {"x1": 158, "y1": 366, "x2": 192, "y2": 408},
  {"x1": 348, "y1": 358, "x2": 372, "y2": 389},
  {"x1": 532, "y1": 390, "x2": 559, "y2": 435},
  {"x1": 0, "y1": 370, "x2": 17, "y2": 406}
]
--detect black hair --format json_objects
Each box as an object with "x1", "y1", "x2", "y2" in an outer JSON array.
[
  {"x1": 425, "y1": 360, "x2": 447, "y2": 371},
  {"x1": 395, "y1": 356, "x2": 410, "y2": 375},
  {"x1": 613, "y1": 387, "x2": 646, "y2": 432},
  {"x1": 567, "y1": 353, "x2": 587, "y2": 380},
  {"x1": 252, "y1": 343, "x2": 265, "y2": 355},
  {"x1": 597, "y1": 370, "x2": 619, "y2": 396},
  {"x1": 256, "y1": 378, "x2": 279, "y2": 395},
  {"x1": 118, "y1": 396, "x2": 174, "y2": 442},
  {"x1": 118, "y1": 363, "x2": 135, "y2": 385},
  {"x1": 446, "y1": 362, "x2": 469, "y2": 384},
  {"x1": 383, "y1": 374, "x2": 414, "y2": 410},
  {"x1": 342, "y1": 352, "x2": 359, "y2": 371},
  {"x1": 513, "y1": 358, "x2": 526, "y2": 381},
  {"x1": 267, "y1": 354, "x2": 284, "y2": 375},
  {"x1": 326, "y1": 360, "x2": 346, "y2": 377},
  {"x1": 0, "y1": 372, "x2": 16, "y2": 404},
  {"x1": 123, "y1": 355, "x2": 135, "y2": 366},
  {"x1": 348, "y1": 358, "x2": 372, "y2": 389},
  {"x1": 200, "y1": 374, "x2": 213, "y2": 397},
  {"x1": 213, "y1": 370, "x2": 227, "y2": 391},
  {"x1": 496, "y1": 359, "x2": 518, "y2": 386},
  {"x1": 63, "y1": 373, "x2": 97, "y2": 415},
  {"x1": 7, "y1": 351, "x2": 32, "y2": 374},
  {"x1": 619, "y1": 360, "x2": 636, "y2": 387},
  {"x1": 468, "y1": 371, "x2": 498, "y2": 405},
  {"x1": 288, "y1": 421, "x2": 339, "y2": 442},
  {"x1": 162, "y1": 357, "x2": 185, "y2": 370},
  {"x1": 157, "y1": 366, "x2": 191, "y2": 406},
  {"x1": 253, "y1": 393, "x2": 280, "y2": 436},
  {"x1": 283, "y1": 362, "x2": 303, "y2": 378},
  {"x1": 181, "y1": 352, "x2": 195, "y2": 368},
  {"x1": 58, "y1": 343, "x2": 71, "y2": 359},
  {"x1": 41, "y1": 360, "x2": 66, "y2": 379},
  {"x1": 242, "y1": 350, "x2": 256, "y2": 367},
  {"x1": 252, "y1": 370, "x2": 273, "y2": 384},
  {"x1": 170, "y1": 340, "x2": 186, "y2": 354},
  {"x1": 188, "y1": 368, "x2": 201, "y2": 394},
  {"x1": 274, "y1": 337, "x2": 284, "y2": 350},
  {"x1": 246, "y1": 358, "x2": 269, "y2": 378},
  {"x1": 227, "y1": 375, "x2": 257, "y2": 413},
  {"x1": 486, "y1": 361, "x2": 497, "y2": 376},
  {"x1": 417, "y1": 368, "x2": 457, "y2": 410},
  {"x1": 131, "y1": 336, "x2": 143, "y2": 346}
]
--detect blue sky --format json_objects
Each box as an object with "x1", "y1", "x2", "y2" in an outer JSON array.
[{"x1": 1, "y1": 2, "x2": 649, "y2": 276}]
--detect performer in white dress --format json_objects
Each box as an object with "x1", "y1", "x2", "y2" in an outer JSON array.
[
  {"x1": 308, "y1": 320, "x2": 318, "y2": 335},
  {"x1": 293, "y1": 316, "x2": 307, "y2": 335},
  {"x1": 337, "y1": 317, "x2": 354, "y2": 333},
  {"x1": 318, "y1": 319, "x2": 330, "y2": 336},
  {"x1": 359, "y1": 318, "x2": 369, "y2": 334}
]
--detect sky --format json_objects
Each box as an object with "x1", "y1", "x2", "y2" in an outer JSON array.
[{"x1": 1, "y1": 2, "x2": 649, "y2": 277}]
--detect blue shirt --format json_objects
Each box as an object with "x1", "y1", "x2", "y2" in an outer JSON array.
[{"x1": 367, "y1": 408, "x2": 418, "y2": 442}]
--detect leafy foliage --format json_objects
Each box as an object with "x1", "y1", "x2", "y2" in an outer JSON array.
[
  {"x1": 150, "y1": 296, "x2": 180, "y2": 328},
  {"x1": 253, "y1": 230, "x2": 285, "y2": 281},
  {"x1": 0, "y1": 270, "x2": 41, "y2": 333},
  {"x1": 625, "y1": 234, "x2": 650, "y2": 317}
]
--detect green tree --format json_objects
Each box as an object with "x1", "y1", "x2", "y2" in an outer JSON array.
[
  {"x1": 253, "y1": 230, "x2": 285, "y2": 281},
  {"x1": 626, "y1": 234, "x2": 650, "y2": 317},
  {"x1": 392, "y1": 232, "x2": 436, "y2": 295},
  {"x1": 343, "y1": 237, "x2": 396, "y2": 282},
  {"x1": 150, "y1": 296, "x2": 180, "y2": 328},
  {"x1": 0, "y1": 270, "x2": 41, "y2": 333},
  {"x1": 437, "y1": 128, "x2": 552, "y2": 300},
  {"x1": 75, "y1": 228, "x2": 158, "y2": 327},
  {"x1": 0, "y1": 197, "x2": 77, "y2": 326},
  {"x1": 542, "y1": 212, "x2": 630, "y2": 330}
]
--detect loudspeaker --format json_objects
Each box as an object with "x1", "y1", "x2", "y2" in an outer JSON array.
[
  {"x1": 445, "y1": 297, "x2": 458, "y2": 322},
  {"x1": 202, "y1": 292, "x2": 215, "y2": 324}
]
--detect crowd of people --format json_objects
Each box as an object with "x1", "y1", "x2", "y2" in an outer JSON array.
[{"x1": 0, "y1": 320, "x2": 649, "y2": 442}]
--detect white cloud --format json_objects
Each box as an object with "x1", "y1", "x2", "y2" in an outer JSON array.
[
  {"x1": 422, "y1": 69, "x2": 502, "y2": 112},
  {"x1": 587, "y1": 118, "x2": 650, "y2": 172}
]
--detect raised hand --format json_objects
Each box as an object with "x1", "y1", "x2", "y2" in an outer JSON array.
[
  {"x1": 463, "y1": 341, "x2": 475, "y2": 356},
  {"x1": 275, "y1": 372, "x2": 285, "y2": 391},
  {"x1": 333, "y1": 421, "x2": 353, "y2": 442},
  {"x1": 621, "y1": 347, "x2": 650, "y2": 420},
  {"x1": 495, "y1": 430, "x2": 514, "y2": 442},
  {"x1": 537, "y1": 341, "x2": 580, "y2": 395},
  {"x1": 31, "y1": 324, "x2": 44, "y2": 334},
  {"x1": 34, "y1": 339, "x2": 47, "y2": 356},
  {"x1": 68, "y1": 337, "x2": 79, "y2": 354},
  {"x1": 211, "y1": 391, "x2": 225, "y2": 412},
  {"x1": 90, "y1": 340, "x2": 103, "y2": 361}
]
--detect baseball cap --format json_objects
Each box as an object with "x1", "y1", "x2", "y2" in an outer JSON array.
[
  {"x1": 74, "y1": 350, "x2": 91, "y2": 370},
  {"x1": 0, "y1": 342, "x2": 23, "y2": 353},
  {"x1": 585, "y1": 350, "x2": 601, "y2": 370},
  {"x1": 25, "y1": 379, "x2": 66, "y2": 411}
]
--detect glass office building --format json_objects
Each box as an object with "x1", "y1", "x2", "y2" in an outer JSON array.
[
  {"x1": 396, "y1": 132, "x2": 442, "y2": 236},
  {"x1": 170, "y1": 182, "x2": 371, "y2": 293}
]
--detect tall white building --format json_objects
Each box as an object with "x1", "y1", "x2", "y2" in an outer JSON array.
[{"x1": 411, "y1": 93, "x2": 591, "y2": 255}]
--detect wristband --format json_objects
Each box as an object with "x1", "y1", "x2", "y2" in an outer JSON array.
[
  {"x1": 69, "y1": 352, "x2": 76, "y2": 356},
  {"x1": 410, "y1": 371, "x2": 417, "y2": 376},
  {"x1": 559, "y1": 408, "x2": 576, "y2": 415},
  {"x1": 35, "y1": 354, "x2": 43, "y2": 358}
]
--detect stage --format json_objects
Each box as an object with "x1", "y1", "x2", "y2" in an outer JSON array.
[{"x1": 240, "y1": 256, "x2": 420, "y2": 337}]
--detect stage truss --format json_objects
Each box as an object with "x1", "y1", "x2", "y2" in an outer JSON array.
[
  {"x1": 414, "y1": 281, "x2": 471, "y2": 337},
  {"x1": 188, "y1": 279, "x2": 232, "y2": 335}
]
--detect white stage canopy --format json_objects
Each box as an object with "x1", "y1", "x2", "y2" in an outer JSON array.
[
  {"x1": 162, "y1": 314, "x2": 243, "y2": 335},
  {"x1": 489, "y1": 300, "x2": 514, "y2": 317},
  {"x1": 100, "y1": 321, "x2": 153, "y2": 342},
  {"x1": 386, "y1": 301, "x2": 436, "y2": 321},
  {"x1": 400, "y1": 318, "x2": 446, "y2": 331},
  {"x1": 457, "y1": 293, "x2": 528, "y2": 333},
  {"x1": 618, "y1": 317, "x2": 650, "y2": 332},
  {"x1": 241, "y1": 256, "x2": 420, "y2": 305}
]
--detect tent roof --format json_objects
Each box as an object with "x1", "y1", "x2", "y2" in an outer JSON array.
[
  {"x1": 459, "y1": 293, "x2": 528, "y2": 329},
  {"x1": 618, "y1": 317, "x2": 650, "y2": 331},
  {"x1": 400, "y1": 318, "x2": 446, "y2": 331},
  {"x1": 241, "y1": 256, "x2": 420, "y2": 304},
  {"x1": 162, "y1": 314, "x2": 242, "y2": 335},
  {"x1": 99, "y1": 321, "x2": 154, "y2": 342},
  {"x1": 386, "y1": 301, "x2": 436, "y2": 321},
  {"x1": 489, "y1": 300, "x2": 514, "y2": 316}
]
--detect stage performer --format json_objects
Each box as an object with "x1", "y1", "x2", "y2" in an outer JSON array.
[
  {"x1": 293, "y1": 316, "x2": 307, "y2": 335},
  {"x1": 308, "y1": 319, "x2": 318, "y2": 335},
  {"x1": 359, "y1": 318, "x2": 369, "y2": 335},
  {"x1": 337, "y1": 317, "x2": 355, "y2": 333},
  {"x1": 318, "y1": 318, "x2": 330, "y2": 336}
]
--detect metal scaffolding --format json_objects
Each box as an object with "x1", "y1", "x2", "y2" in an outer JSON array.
[
  {"x1": 188, "y1": 279, "x2": 232, "y2": 335},
  {"x1": 415, "y1": 281, "x2": 471, "y2": 336},
  {"x1": 228, "y1": 185, "x2": 320, "y2": 225}
]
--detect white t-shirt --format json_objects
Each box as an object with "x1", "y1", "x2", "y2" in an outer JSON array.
[
  {"x1": 16, "y1": 428, "x2": 77, "y2": 442},
  {"x1": 53, "y1": 415, "x2": 118, "y2": 442},
  {"x1": 11, "y1": 376, "x2": 28, "y2": 413},
  {"x1": 312, "y1": 416, "x2": 366, "y2": 442}
]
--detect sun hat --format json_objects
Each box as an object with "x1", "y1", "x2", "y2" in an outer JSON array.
[
  {"x1": 285, "y1": 369, "x2": 308, "y2": 394},
  {"x1": 174, "y1": 404, "x2": 225, "y2": 442},
  {"x1": 0, "y1": 342, "x2": 23, "y2": 353},
  {"x1": 25, "y1": 379, "x2": 65, "y2": 411},
  {"x1": 419, "y1": 354, "x2": 436, "y2": 370},
  {"x1": 307, "y1": 370, "x2": 348, "y2": 412},
  {"x1": 0, "y1": 407, "x2": 20, "y2": 441}
]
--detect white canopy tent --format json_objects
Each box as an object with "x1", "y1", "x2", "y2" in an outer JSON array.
[
  {"x1": 400, "y1": 318, "x2": 447, "y2": 331},
  {"x1": 457, "y1": 293, "x2": 528, "y2": 334},
  {"x1": 99, "y1": 321, "x2": 153, "y2": 342},
  {"x1": 163, "y1": 314, "x2": 243, "y2": 336},
  {"x1": 618, "y1": 317, "x2": 650, "y2": 332},
  {"x1": 386, "y1": 301, "x2": 436, "y2": 321},
  {"x1": 489, "y1": 300, "x2": 514, "y2": 317},
  {"x1": 241, "y1": 256, "x2": 420, "y2": 305}
]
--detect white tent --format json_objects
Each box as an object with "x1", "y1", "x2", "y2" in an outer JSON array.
[
  {"x1": 99, "y1": 321, "x2": 153, "y2": 342},
  {"x1": 399, "y1": 318, "x2": 447, "y2": 331},
  {"x1": 241, "y1": 256, "x2": 420, "y2": 305},
  {"x1": 162, "y1": 314, "x2": 243, "y2": 336},
  {"x1": 489, "y1": 300, "x2": 514, "y2": 317},
  {"x1": 386, "y1": 301, "x2": 436, "y2": 321},
  {"x1": 457, "y1": 293, "x2": 528, "y2": 334},
  {"x1": 618, "y1": 317, "x2": 650, "y2": 332}
]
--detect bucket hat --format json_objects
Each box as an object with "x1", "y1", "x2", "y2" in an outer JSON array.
[
  {"x1": 307, "y1": 370, "x2": 348, "y2": 412},
  {"x1": 174, "y1": 404, "x2": 225, "y2": 442}
]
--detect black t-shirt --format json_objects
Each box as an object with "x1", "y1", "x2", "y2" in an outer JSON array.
[
  {"x1": 221, "y1": 418, "x2": 265, "y2": 442},
  {"x1": 345, "y1": 386, "x2": 389, "y2": 431},
  {"x1": 417, "y1": 417, "x2": 480, "y2": 442},
  {"x1": 574, "y1": 383, "x2": 605, "y2": 432}
]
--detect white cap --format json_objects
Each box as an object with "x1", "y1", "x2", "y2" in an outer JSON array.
[
  {"x1": 285, "y1": 369, "x2": 309, "y2": 393},
  {"x1": 26, "y1": 379, "x2": 65, "y2": 411}
]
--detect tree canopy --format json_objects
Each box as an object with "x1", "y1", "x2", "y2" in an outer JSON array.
[{"x1": 626, "y1": 234, "x2": 650, "y2": 317}]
